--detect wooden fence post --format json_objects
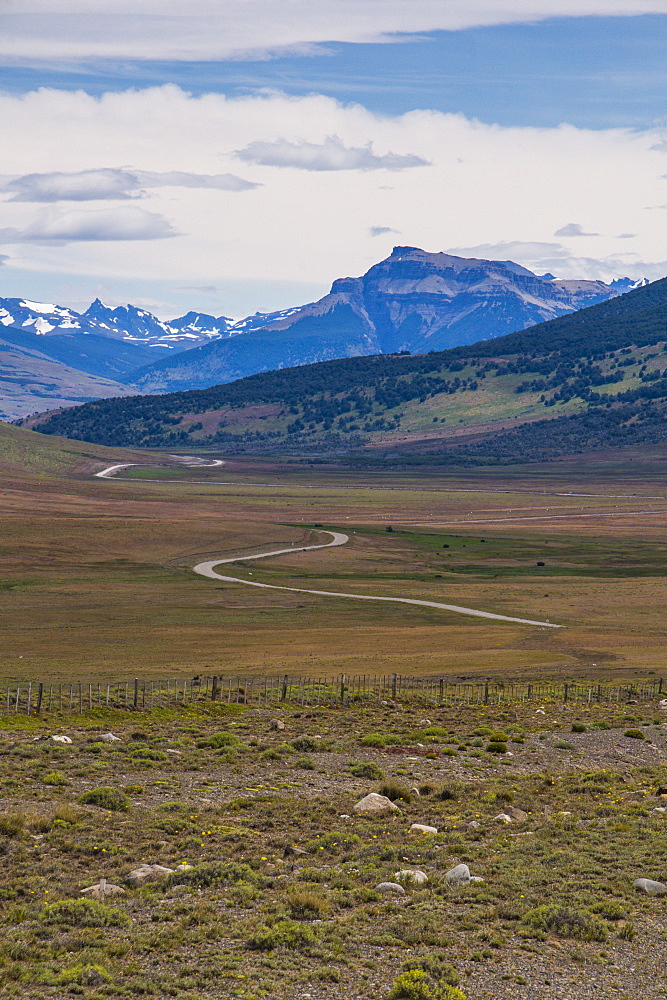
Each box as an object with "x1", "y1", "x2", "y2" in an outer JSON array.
[
  {"x1": 211, "y1": 676, "x2": 219, "y2": 701},
  {"x1": 281, "y1": 674, "x2": 288, "y2": 702},
  {"x1": 392, "y1": 673, "x2": 397, "y2": 700},
  {"x1": 133, "y1": 678, "x2": 139, "y2": 709},
  {"x1": 340, "y1": 674, "x2": 346, "y2": 703},
  {"x1": 484, "y1": 682, "x2": 489, "y2": 705},
  {"x1": 36, "y1": 683, "x2": 43, "y2": 715}
]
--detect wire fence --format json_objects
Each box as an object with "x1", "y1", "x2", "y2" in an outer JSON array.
[{"x1": 2, "y1": 674, "x2": 665, "y2": 716}]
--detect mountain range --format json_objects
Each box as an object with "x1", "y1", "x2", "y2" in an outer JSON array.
[
  {"x1": 28, "y1": 272, "x2": 667, "y2": 464},
  {"x1": 0, "y1": 248, "x2": 638, "y2": 419}
]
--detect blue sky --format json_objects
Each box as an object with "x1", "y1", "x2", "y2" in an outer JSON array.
[{"x1": 1, "y1": 3, "x2": 667, "y2": 318}]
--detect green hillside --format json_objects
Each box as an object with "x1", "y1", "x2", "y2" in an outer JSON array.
[{"x1": 26, "y1": 276, "x2": 667, "y2": 462}]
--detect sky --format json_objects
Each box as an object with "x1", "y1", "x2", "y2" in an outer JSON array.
[{"x1": 1, "y1": 1, "x2": 667, "y2": 320}]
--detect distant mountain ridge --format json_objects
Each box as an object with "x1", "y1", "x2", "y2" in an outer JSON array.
[{"x1": 0, "y1": 248, "x2": 638, "y2": 417}]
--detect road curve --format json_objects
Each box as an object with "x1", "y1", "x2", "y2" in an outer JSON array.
[{"x1": 192, "y1": 531, "x2": 562, "y2": 629}]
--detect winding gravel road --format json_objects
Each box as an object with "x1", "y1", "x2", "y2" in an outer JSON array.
[{"x1": 192, "y1": 531, "x2": 562, "y2": 628}]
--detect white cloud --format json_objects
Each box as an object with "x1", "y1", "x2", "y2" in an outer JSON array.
[
  {"x1": 1, "y1": 2, "x2": 665, "y2": 62},
  {"x1": 0, "y1": 86, "x2": 666, "y2": 312},
  {"x1": 236, "y1": 136, "x2": 428, "y2": 171},
  {"x1": 2, "y1": 168, "x2": 257, "y2": 202},
  {"x1": 554, "y1": 222, "x2": 600, "y2": 237},
  {"x1": 0, "y1": 206, "x2": 176, "y2": 243},
  {"x1": 369, "y1": 225, "x2": 400, "y2": 237}
]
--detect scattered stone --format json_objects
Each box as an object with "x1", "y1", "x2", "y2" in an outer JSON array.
[
  {"x1": 168, "y1": 885, "x2": 190, "y2": 898},
  {"x1": 466, "y1": 820, "x2": 481, "y2": 830},
  {"x1": 50, "y1": 735, "x2": 72, "y2": 744},
  {"x1": 659, "y1": 700, "x2": 667, "y2": 711},
  {"x1": 634, "y1": 877, "x2": 667, "y2": 894},
  {"x1": 270, "y1": 719, "x2": 285, "y2": 731},
  {"x1": 284, "y1": 845, "x2": 308, "y2": 857},
  {"x1": 419, "y1": 719, "x2": 432, "y2": 726},
  {"x1": 445, "y1": 863, "x2": 470, "y2": 885},
  {"x1": 394, "y1": 869, "x2": 428, "y2": 884},
  {"x1": 81, "y1": 878, "x2": 126, "y2": 901},
  {"x1": 381, "y1": 699, "x2": 398, "y2": 709},
  {"x1": 98, "y1": 733, "x2": 121, "y2": 742},
  {"x1": 125, "y1": 864, "x2": 175, "y2": 887},
  {"x1": 535, "y1": 709, "x2": 546, "y2": 715},
  {"x1": 505, "y1": 806, "x2": 528, "y2": 822},
  {"x1": 410, "y1": 787, "x2": 421, "y2": 796},
  {"x1": 353, "y1": 793, "x2": 399, "y2": 816},
  {"x1": 410, "y1": 823, "x2": 437, "y2": 834},
  {"x1": 175, "y1": 863, "x2": 192, "y2": 871},
  {"x1": 375, "y1": 881, "x2": 406, "y2": 894},
  {"x1": 493, "y1": 813, "x2": 513, "y2": 824},
  {"x1": 469, "y1": 876, "x2": 485, "y2": 883},
  {"x1": 652, "y1": 807, "x2": 667, "y2": 815}
]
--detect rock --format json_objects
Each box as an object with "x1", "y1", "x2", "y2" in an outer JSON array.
[
  {"x1": 381, "y1": 699, "x2": 398, "y2": 709},
  {"x1": 353, "y1": 793, "x2": 399, "y2": 816},
  {"x1": 493, "y1": 813, "x2": 513, "y2": 824},
  {"x1": 469, "y1": 876, "x2": 485, "y2": 883},
  {"x1": 394, "y1": 869, "x2": 428, "y2": 884},
  {"x1": 175, "y1": 863, "x2": 192, "y2": 871},
  {"x1": 80, "y1": 878, "x2": 126, "y2": 901},
  {"x1": 445, "y1": 863, "x2": 470, "y2": 885},
  {"x1": 270, "y1": 719, "x2": 285, "y2": 731},
  {"x1": 284, "y1": 845, "x2": 308, "y2": 857},
  {"x1": 98, "y1": 733, "x2": 121, "y2": 742},
  {"x1": 652, "y1": 807, "x2": 667, "y2": 815},
  {"x1": 505, "y1": 806, "x2": 528, "y2": 822},
  {"x1": 410, "y1": 787, "x2": 421, "y2": 796},
  {"x1": 419, "y1": 719, "x2": 432, "y2": 726},
  {"x1": 50, "y1": 735, "x2": 72, "y2": 744},
  {"x1": 466, "y1": 820, "x2": 481, "y2": 830},
  {"x1": 410, "y1": 823, "x2": 437, "y2": 834},
  {"x1": 125, "y1": 863, "x2": 175, "y2": 887},
  {"x1": 375, "y1": 881, "x2": 406, "y2": 894},
  {"x1": 634, "y1": 877, "x2": 667, "y2": 894},
  {"x1": 535, "y1": 709, "x2": 546, "y2": 715},
  {"x1": 659, "y1": 700, "x2": 667, "y2": 711}
]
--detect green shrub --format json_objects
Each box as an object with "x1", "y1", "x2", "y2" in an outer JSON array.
[
  {"x1": 471, "y1": 727, "x2": 493, "y2": 737},
  {"x1": 420, "y1": 727, "x2": 449, "y2": 741},
  {"x1": 521, "y1": 905, "x2": 607, "y2": 941},
  {"x1": 389, "y1": 969, "x2": 467, "y2": 999},
  {"x1": 0, "y1": 813, "x2": 25, "y2": 837},
  {"x1": 247, "y1": 918, "x2": 317, "y2": 951},
  {"x1": 285, "y1": 889, "x2": 330, "y2": 920},
  {"x1": 41, "y1": 898, "x2": 130, "y2": 928},
  {"x1": 42, "y1": 770, "x2": 69, "y2": 786},
  {"x1": 78, "y1": 787, "x2": 130, "y2": 811},
  {"x1": 589, "y1": 900, "x2": 626, "y2": 921},
  {"x1": 401, "y1": 957, "x2": 459, "y2": 986},
  {"x1": 349, "y1": 761, "x2": 386, "y2": 780},
  {"x1": 379, "y1": 780, "x2": 412, "y2": 803},
  {"x1": 486, "y1": 742, "x2": 508, "y2": 754},
  {"x1": 291, "y1": 736, "x2": 319, "y2": 752},
  {"x1": 554, "y1": 741, "x2": 576, "y2": 751},
  {"x1": 360, "y1": 733, "x2": 402, "y2": 747},
  {"x1": 293, "y1": 756, "x2": 315, "y2": 769},
  {"x1": 123, "y1": 784, "x2": 144, "y2": 795},
  {"x1": 196, "y1": 731, "x2": 240, "y2": 749},
  {"x1": 488, "y1": 731, "x2": 508, "y2": 742},
  {"x1": 624, "y1": 729, "x2": 645, "y2": 739},
  {"x1": 571, "y1": 722, "x2": 587, "y2": 733},
  {"x1": 130, "y1": 748, "x2": 169, "y2": 761},
  {"x1": 54, "y1": 963, "x2": 112, "y2": 986},
  {"x1": 304, "y1": 830, "x2": 361, "y2": 853},
  {"x1": 171, "y1": 861, "x2": 259, "y2": 888}
]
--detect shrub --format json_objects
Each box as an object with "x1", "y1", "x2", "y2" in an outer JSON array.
[
  {"x1": 350, "y1": 761, "x2": 386, "y2": 780},
  {"x1": 521, "y1": 905, "x2": 607, "y2": 941},
  {"x1": 171, "y1": 861, "x2": 259, "y2": 888},
  {"x1": 42, "y1": 770, "x2": 69, "y2": 786},
  {"x1": 130, "y1": 748, "x2": 169, "y2": 761},
  {"x1": 389, "y1": 969, "x2": 467, "y2": 999},
  {"x1": 401, "y1": 957, "x2": 459, "y2": 986},
  {"x1": 486, "y1": 742, "x2": 508, "y2": 755},
  {"x1": 41, "y1": 898, "x2": 130, "y2": 928},
  {"x1": 196, "y1": 731, "x2": 240, "y2": 749},
  {"x1": 54, "y1": 963, "x2": 112, "y2": 986},
  {"x1": 554, "y1": 741, "x2": 576, "y2": 751},
  {"x1": 247, "y1": 918, "x2": 317, "y2": 951},
  {"x1": 571, "y1": 723, "x2": 588, "y2": 733},
  {"x1": 78, "y1": 787, "x2": 130, "y2": 811},
  {"x1": 291, "y1": 736, "x2": 319, "y2": 752},
  {"x1": 0, "y1": 813, "x2": 25, "y2": 837},
  {"x1": 471, "y1": 727, "x2": 493, "y2": 737},
  {"x1": 304, "y1": 830, "x2": 361, "y2": 853},
  {"x1": 379, "y1": 780, "x2": 412, "y2": 803},
  {"x1": 293, "y1": 756, "x2": 315, "y2": 770},
  {"x1": 624, "y1": 729, "x2": 645, "y2": 739},
  {"x1": 488, "y1": 731, "x2": 508, "y2": 742},
  {"x1": 420, "y1": 727, "x2": 449, "y2": 741},
  {"x1": 360, "y1": 733, "x2": 402, "y2": 747},
  {"x1": 123, "y1": 784, "x2": 144, "y2": 795},
  {"x1": 285, "y1": 889, "x2": 330, "y2": 920}
]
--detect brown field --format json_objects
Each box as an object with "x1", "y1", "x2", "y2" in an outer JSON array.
[{"x1": 1, "y1": 423, "x2": 667, "y2": 685}]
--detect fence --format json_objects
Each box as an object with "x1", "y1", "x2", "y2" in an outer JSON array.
[{"x1": 1, "y1": 674, "x2": 665, "y2": 716}]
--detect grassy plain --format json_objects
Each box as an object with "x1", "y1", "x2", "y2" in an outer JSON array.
[
  {"x1": 2, "y1": 697, "x2": 667, "y2": 999},
  {"x1": 1, "y1": 422, "x2": 667, "y2": 684}
]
